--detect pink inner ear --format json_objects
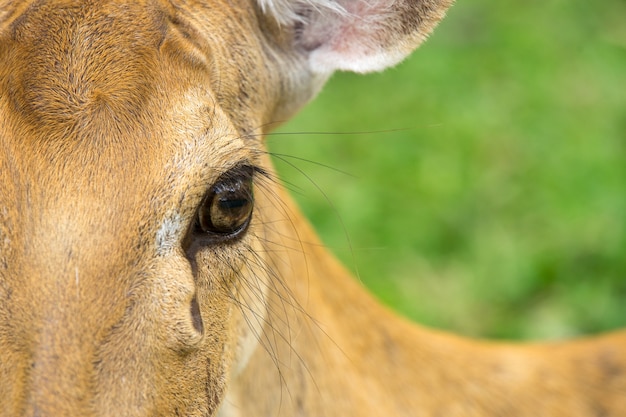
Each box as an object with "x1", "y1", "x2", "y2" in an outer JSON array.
[
  {"x1": 295, "y1": 0, "x2": 434, "y2": 74},
  {"x1": 297, "y1": 3, "x2": 391, "y2": 73}
]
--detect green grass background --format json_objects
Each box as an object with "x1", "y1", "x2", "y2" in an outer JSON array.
[{"x1": 268, "y1": 0, "x2": 626, "y2": 340}]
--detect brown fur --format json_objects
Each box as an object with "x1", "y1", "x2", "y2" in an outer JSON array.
[{"x1": 0, "y1": 1, "x2": 624, "y2": 416}]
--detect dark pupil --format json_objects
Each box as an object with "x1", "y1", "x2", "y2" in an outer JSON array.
[{"x1": 219, "y1": 197, "x2": 247, "y2": 210}]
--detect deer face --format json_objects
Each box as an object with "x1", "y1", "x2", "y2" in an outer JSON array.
[{"x1": 0, "y1": 2, "x2": 278, "y2": 414}]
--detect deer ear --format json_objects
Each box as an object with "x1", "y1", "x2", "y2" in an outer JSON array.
[{"x1": 258, "y1": 0, "x2": 454, "y2": 74}]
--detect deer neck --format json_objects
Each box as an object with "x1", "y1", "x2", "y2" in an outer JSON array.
[{"x1": 219, "y1": 156, "x2": 626, "y2": 417}]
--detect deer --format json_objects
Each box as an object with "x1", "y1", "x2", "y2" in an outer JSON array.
[{"x1": 0, "y1": 0, "x2": 624, "y2": 416}]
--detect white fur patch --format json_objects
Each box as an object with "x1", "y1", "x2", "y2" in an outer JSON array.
[
  {"x1": 155, "y1": 213, "x2": 184, "y2": 254},
  {"x1": 257, "y1": 0, "x2": 346, "y2": 25},
  {"x1": 309, "y1": 41, "x2": 409, "y2": 73}
]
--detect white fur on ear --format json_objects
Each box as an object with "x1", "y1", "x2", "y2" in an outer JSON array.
[
  {"x1": 258, "y1": 0, "x2": 453, "y2": 75},
  {"x1": 257, "y1": 0, "x2": 346, "y2": 26},
  {"x1": 309, "y1": 45, "x2": 410, "y2": 74}
]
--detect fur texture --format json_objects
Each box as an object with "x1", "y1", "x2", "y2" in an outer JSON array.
[{"x1": 0, "y1": 0, "x2": 625, "y2": 416}]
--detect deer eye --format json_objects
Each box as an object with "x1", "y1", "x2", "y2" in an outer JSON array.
[{"x1": 195, "y1": 165, "x2": 254, "y2": 240}]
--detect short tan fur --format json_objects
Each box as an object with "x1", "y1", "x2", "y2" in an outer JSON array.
[{"x1": 0, "y1": 1, "x2": 624, "y2": 416}]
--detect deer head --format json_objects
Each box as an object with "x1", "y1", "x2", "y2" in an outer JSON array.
[{"x1": 0, "y1": 0, "x2": 453, "y2": 415}]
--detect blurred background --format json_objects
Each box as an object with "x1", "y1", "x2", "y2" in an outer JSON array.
[{"x1": 268, "y1": 0, "x2": 626, "y2": 340}]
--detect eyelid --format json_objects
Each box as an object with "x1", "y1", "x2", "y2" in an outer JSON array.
[{"x1": 212, "y1": 164, "x2": 256, "y2": 187}]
